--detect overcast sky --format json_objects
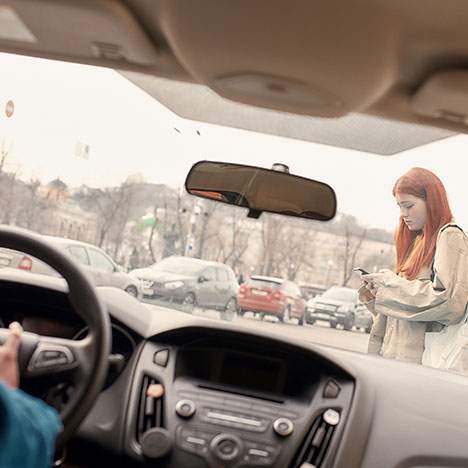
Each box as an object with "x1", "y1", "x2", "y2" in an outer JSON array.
[{"x1": 1, "y1": 52, "x2": 468, "y2": 232}]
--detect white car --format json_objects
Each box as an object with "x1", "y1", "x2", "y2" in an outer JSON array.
[{"x1": 0, "y1": 235, "x2": 141, "y2": 299}]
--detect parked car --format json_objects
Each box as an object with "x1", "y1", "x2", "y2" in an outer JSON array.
[
  {"x1": 0, "y1": 235, "x2": 142, "y2": 298},
  {"x1": 129, "y1": 256, "x2": 239, "y2": 319},
  {"x1": 238, "y1": 275, "x2": 306, "y2": 324},
  {"x1": 299, "y1": 283, "x2": 327, "y2": 301},
  {"x1": 306, "y1": 286, "x2": 359, "y2": 330},
  {"x1": 354, "y1": 304, "x2": 374, "y2": 334}
]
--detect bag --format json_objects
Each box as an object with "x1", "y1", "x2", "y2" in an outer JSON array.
[
  {"x1": 422, "y1": 223, "x2": 468, "y2": 372},
  {"x1": 422, "y1": 309, "x2": 468, "y2": 372}
]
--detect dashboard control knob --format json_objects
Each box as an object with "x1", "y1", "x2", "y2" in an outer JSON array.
[
  {"x1": 323, "y1": 409, "x2": 340, "y2": 426},
  {"x1": 211, "y1": 433, "x2": 243, "y2": 461},
  {"x1": 175, "y1": 399, "x2": 196, "y2": 418},
  {"x1": 140, "y1": 428, "x2": 172, "y2": 458},
  {"x1": 273, "y1": 417, "x2": 294, "y2": 436}
]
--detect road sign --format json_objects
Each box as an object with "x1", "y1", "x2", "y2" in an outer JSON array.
[{"x1": 5, "y1": 100, "x2": 14, "y2": 118}]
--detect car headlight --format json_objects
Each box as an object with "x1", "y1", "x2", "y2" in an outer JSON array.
[
  {"x1": 307, "y1": 303, "x2": 316, "y2": 311},
  {"x1": 164, "y1": 281, "x2": 184, "y2": 290},
  {"x1": 337, "y1": 305, "x2": 351, "y2": 313},
  {"x1": 138, "y1": 278, "x2": 154, "y2": 288}
]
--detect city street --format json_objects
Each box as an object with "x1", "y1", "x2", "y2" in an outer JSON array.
[{"x1": 144, "y1": 302, "x2": 370, "y2": 354}]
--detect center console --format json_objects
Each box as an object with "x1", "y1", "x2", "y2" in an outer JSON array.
[{"x1": 124, "y1": 329, "x2": 354, "y2": 468}]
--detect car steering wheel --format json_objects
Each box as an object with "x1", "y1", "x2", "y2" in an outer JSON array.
[{"x1": 0, "y1": 226, "x2": 111, "y2": 448}]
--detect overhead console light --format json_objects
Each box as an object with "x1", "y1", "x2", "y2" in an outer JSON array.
[
  {"x1": 412, "y1": 70, "x2": 468, "y2": 125},
  {"x1": 212, "y1": 73, "x2": 345, "y2": 118}
]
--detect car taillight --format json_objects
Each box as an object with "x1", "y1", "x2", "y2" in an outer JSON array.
[
  {"x1": 18, "y1": 256, "x2": 33, "y2": 271},
  {"x1": 272, "y1": 290, "x2": 284, "y2": 300}
]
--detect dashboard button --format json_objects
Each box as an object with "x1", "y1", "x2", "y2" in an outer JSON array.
[
  {"x1": 153, "y1": 349, "x2": 169, "y2": 367},
  {"x1": 323, "y1": 380, "x2": 341, "y2": 398},
  {"x1": 211, "y1": 434, "x2": 243, "y2": 461},
  {"x1": 273, "y1": 417, "x2": 294, "y2": 437},
  {"x1": 175, "y1": 399, "x2": 196, "y2": 418},
  {"x1": 140, "y1": 428, "x2": 172, "y2": 458}
]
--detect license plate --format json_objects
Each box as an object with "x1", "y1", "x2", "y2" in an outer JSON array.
[
  {"x1": 313, "y1": 313, "x2": 332, "y2": 320},
  {"x1": 252, "y1": 290, "x2": 268, "y2": 296}
]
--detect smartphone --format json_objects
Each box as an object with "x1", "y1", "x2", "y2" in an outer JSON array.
[{"x1": 353, "y1": 267, "x2": 369, "y2": 275}]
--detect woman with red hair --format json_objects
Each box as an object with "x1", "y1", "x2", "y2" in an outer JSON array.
[{"x1": 359, "y1": 167, "x2": 468, "y2": 365}]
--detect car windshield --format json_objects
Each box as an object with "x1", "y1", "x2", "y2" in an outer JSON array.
[
  {"x1": 151, "y1": 257, "x2": 204, "y2": 276},
  {"x1": 321, "y1": 288, "x2": 358, "y2": 303},
  {"x1": 2, "y1": 52, "x2": 468, "y2": 375}
]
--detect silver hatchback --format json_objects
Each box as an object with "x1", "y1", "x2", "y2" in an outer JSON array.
[{"x1": 0, "y1": 235, "x2": 142, "y2": 299}]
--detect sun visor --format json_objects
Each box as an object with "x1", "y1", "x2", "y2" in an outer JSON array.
[
  {"x1": 412, "y1": 70, "x2": 468, "y2": 126},
  {"x1": 121, "y1": 71, "x2": 454, "y2": 156}
]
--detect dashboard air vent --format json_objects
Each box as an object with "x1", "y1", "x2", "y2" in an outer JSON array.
[
  {"x1": 292, "y1": 409, "x2": 340, "y2": 468},
  {"x1": 136, "y1": 375, "x2": 164, "y2": 442}
]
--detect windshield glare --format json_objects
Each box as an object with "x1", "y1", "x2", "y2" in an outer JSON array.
[{"x1": 1, "y1": 52, "x2": 468, "y2": 376}]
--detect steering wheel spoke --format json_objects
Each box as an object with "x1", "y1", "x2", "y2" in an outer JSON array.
[{"x1": 24, "y1": 335, "x2": 89, "y2": 380}]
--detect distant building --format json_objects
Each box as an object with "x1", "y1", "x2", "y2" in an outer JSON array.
[
  {"x1": 38, "y1": 179, "x2": 98, "y2": 243},
  {"x1": 40, "y1": 178, "x2": 69, "y2": 203}
]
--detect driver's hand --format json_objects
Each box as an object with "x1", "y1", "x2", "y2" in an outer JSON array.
[{"x1": 0, "y1": 322, "x2": 22, "y2": 388}]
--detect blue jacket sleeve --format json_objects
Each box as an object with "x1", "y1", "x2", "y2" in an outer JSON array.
[{"x1": 0, "y1": 382, "x2": 62, "y2": 468}]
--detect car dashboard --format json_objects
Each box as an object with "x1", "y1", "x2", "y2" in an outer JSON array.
[{"x1": 2, "y1": 271, "x2": 468, "y2": 468}]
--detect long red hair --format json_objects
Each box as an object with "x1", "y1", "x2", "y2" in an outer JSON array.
[{"x1": 393, "y1": 168, "x2": 453, "y2": 280}]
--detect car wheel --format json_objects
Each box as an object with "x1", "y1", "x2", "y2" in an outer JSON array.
[
  {"x1": 344, "y1": 314, "x2": 354, "y2": 331},
  {"x1": 238, "y1": 309, "x2": 245, "y2": 317},
  {"x1": 330, "y1": 322, "x2": 337, "y2": 329},
  {"x1": 365, "y1": 324, "x2": 372, "y2": 334},
  {"x1": 182, "y1": 292, "x2": 196, "y2": 313},
  {"x1": 298, "y1": 313, "x2": 305, "y2": 326},
  {"x1": 221, "y1": 298, "x2": 237, "y2": 321},
  {"x1": 125, "y1": 285, "x2": 138, "y2": 298}
]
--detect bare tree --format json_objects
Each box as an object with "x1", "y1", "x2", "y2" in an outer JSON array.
[
  {"x1": 277, "y1": 224, "x2": 318, "y2": 281},
  {"x1": 75, "y1": 181, "x2": 136, "y2": 251},
  {"x1": 1, "y1": 171, "x2": 18, "y2": 224},
  {"x1": 339, "y1": 220, "x2": 367, "y2": 286},
  {"x1": 195, "y1": 200, "x2": 219, "y2": 259},
  {"x1": 216, "y1": 208, "x2": 250, "y2": 269},
  {"x1": 258, "y1": 214, "x2": 286, "y2": 276}
]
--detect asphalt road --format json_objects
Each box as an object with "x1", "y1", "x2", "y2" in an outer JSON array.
[{"x1": 144, "y1": 302, "x2": 370, "y2": 354}]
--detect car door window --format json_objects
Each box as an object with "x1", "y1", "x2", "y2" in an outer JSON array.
[
  {"x1": 217, "y1": 268, "x2": 229, "y2": 282},
  {"x1": 67, "y1": 246, "x2": 90, "y2": 265},
  {"x1": 88, "y1": 249, "x2": 115, "y2": 273},
  {"x1": 202, "y1": 267, "x2": 216, "y2": 282}
]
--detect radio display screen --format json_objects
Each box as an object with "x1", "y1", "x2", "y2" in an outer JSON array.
[{"x1": 219, "y1": 352, "x2": 286, "y2": 394}]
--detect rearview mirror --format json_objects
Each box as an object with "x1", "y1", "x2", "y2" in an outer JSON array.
[{"x1": 185, "y1": 161, "x2": 336, "y2": 220}]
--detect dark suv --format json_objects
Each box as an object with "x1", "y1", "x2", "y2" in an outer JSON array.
[
  {"x1": 129, "y1": 256, "x2": 239, "y2": 319},
  {"x1": 305, "y1": 286, "x2": 359, "y2": 330}
]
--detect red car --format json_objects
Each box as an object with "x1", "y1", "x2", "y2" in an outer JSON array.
[{"x1": 238, "y1": 275, "x2": 306, "y2": 324}]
